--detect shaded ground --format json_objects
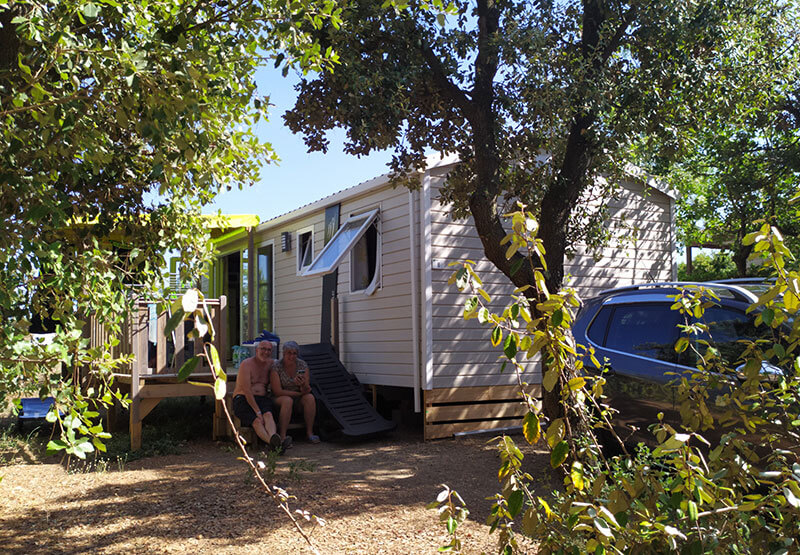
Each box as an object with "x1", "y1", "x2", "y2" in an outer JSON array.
[{"x1": 0, "y1": 415, "x2": 551, "y2": 554}]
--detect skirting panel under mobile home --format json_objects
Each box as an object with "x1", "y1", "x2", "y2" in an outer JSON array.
[{"x1": 423, "y1": 384, "x2": 541, "y2": 440}]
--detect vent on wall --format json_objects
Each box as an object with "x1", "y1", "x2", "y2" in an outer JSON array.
[{"x1": 281, "y1": 231, "x2": 292, "y2": 252}]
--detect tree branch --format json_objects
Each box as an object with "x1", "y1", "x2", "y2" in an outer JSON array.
[{"x1": 413, "y1": 30, "x2": 475, "y2": 121}]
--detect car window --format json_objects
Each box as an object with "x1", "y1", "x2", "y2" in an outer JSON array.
[
  {"x1": 604, "y1": 304, "x2": 680, "y2": 362},
  {"x1": 586, "y1": 306, "x2": 612, "y2": 345},
  {"x1": 689, "y1": 306, "x2": 774, "y2": 366}
]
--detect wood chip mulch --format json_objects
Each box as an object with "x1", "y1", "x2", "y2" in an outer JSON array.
[{"x1": 1, "y1": 428, "x2": 550, "y2": 554}]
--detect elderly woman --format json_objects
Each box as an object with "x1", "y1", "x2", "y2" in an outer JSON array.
[{"x1": 270, "y1": 341, "x2": 320, "y2": 446}]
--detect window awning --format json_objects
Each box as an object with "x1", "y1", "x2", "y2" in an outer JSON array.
[
  {"x1": 205, "y1": 214, "x2": 260, "y2": 244},
  {"x1": 62, "y1": 213, "x2": 259, "y2": 246},
  {"x1": 301, "y1": 208, "x2": 379, "y2": 277}
]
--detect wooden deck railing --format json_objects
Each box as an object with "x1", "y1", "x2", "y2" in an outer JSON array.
[
  {"x1": 104, "y1": 296, "x2": 228, "y2": 379},
  {"x1": 87, "y1": 296, "x2": 230, "y2": 450}
]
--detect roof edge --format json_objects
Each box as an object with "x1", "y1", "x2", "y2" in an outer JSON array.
[{"x1": 258, "y1": 154, "x2": 459, "y2": 230}]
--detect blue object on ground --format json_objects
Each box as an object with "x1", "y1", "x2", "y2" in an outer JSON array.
[
  {"x1": 17, "y1": 397, "x2": 57, "y2": 430},
  {"x1": 19, "y1": 397, "x2": 55, "y2": 420}
]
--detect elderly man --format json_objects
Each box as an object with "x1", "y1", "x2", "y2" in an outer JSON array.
[{"x1": 232, "y1": 341, "x2": 282, "y2": 450}]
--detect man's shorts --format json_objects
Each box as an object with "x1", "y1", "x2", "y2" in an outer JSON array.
[{"x1": 233, "y1": 394, "x2": 275, "y2": 427}]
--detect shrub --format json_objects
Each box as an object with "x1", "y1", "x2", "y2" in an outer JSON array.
[{"x1": 438, "y1": 211, "x2": 800, "y2": 553}]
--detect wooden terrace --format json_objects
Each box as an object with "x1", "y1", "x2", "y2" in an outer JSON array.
[{"x1": 94, "y1": 296, "x2": 237, "y2": 450}]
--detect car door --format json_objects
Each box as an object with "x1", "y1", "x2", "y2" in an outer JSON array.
[
  {"x1": 586, "y1": 302, "x2": 681, "y2": 439},
  {"x1": 667, "y1": 303, "x2": 776, "y2": 439}
]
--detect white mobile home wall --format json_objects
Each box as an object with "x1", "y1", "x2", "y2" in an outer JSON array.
[
  {"x1": 216, "y1": 174, "x2": 422, "y2": 391},
  {"x1": 425, "y1": 164, "x2": 676, "y2": 390},
  {"x1": 215, "y1": 161, "x2": 676, "y2": 397}
]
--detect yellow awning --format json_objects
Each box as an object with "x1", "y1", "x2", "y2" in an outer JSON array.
[
  {"x1": 204, "y1": 214, "x2": 260, "y2": 243},
  {"x1": 63, "y1": 213, "x2": 259, "y2": 245}
]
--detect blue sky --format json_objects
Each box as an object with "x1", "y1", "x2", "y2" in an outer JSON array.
[{"x1": 203, "y1": 66, "x2": 393, "y2": 223}]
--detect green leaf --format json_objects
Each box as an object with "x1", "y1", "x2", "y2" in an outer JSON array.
[
  {"x1": 507, "y1": 489, "x2": 524, "y2": 517},
  {"x1": 593, "y1": 517, "x2": 613, "y2": 538},
  {"x1": 762, "y1": 308, "x2": 774, "y2": 326},
  {"x1": 550, "y1": 440, "x2": 569, "y2": 468},
  {"x1": 542, "y1": 368, "x2": 558, "y2": 392},
  {"x1": 545, "y1": 418, "x2": 564, "y2": 448},
  {"x1": 209, "y1": 344, "x2": 225, "y2": 381},
  {"x1": 491, "y1": 326, "x2": 502, "y2": 347},
  {"x1": 503, "y1": 334, "x2": 517, "y2": 358},
  {"x1": 82, "y1": 3, "x2": 101, "y2": 18},
  {"x1": 567, "y1": 377, "x2": 585, "y2": 391},
  {"x1": 177, "y1": 356, "x2": 200, "y2": 382},
  {"x1": 165, "y1": 308, "x2": 186, "y2": 335},
  {"x1": 46, "y1": 440, "x2": 68, "y2": 454},
  {"x1": 784, "y1": 487, "x2": 800, "y2": 508},
  {"x1": 214, "y1": 377, "x2": 226, "y2": 400},
  {"x1": 182, "y1": 289, "x2": 199, "y2": 313},
  {"x1": 687, "y1": 500, "x2": 698, "y2": 522},
  {"x1": 446, "y1": 516, "x2": 456, "y2": 534},
  {"x1": 522, "y1": 411, "x2": 540, "y2": 444},
  {"x1": 570, "y1": 461, "x2": 585, "y2": 490},
  {"x1": 552, "y1": 309, "x2": 563, "y2": 327},
  {"x1": 522, "y1": 507, "x2": 537, "y2": 536},
  {"x1": 464, "y1": 296, "x2": 478, "y2": 316},
  {"x1": 92, "y1": 437, "x2": 107, "y2": 453}
]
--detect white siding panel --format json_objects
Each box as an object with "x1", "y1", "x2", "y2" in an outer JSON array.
[
  {"x1": 428, "y1": 175, "x2": 674, "y2": 389},
  {"x1": 432, "y1": 373, "x2": 528, "y2": 388},
  {"x1": 335, "y1": 184, "x2": 417, "y2": 388},
  {"x1": 246, "y1": 213, "x2": 326, "y2": 346}
]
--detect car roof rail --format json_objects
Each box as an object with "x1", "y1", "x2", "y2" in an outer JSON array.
[
  {"x1": 708, "y1": 277, "x2": 775, "y2": 284},
  {"x1": 597, "y1": 281, "x2": 756, "y2": 303}
]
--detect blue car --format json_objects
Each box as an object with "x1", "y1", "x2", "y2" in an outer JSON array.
[{"x1": 572, "y1": 281, "x2": 778, "y2": 443}]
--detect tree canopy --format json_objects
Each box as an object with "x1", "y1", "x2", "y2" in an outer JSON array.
[
  {"x1": 283, "y1": 0, "x2": 797, "y2": 418},
  {"x1": 0, "y1": 0, "x2": 339, "y2": 457},
  {"x1": 672, "y1": 86, "x2": 800, "y2": 276}
]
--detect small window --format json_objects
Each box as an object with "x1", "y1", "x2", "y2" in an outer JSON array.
[
  {"x1": 350, "y1": 220, "x2": 380, "y2": 294},
  {"x1": 301, "y1": 208, "x2": 380, "y2": 276},
  {"x1": 297, "y1": 228, "x2": 313, "y2": 273},
  {"x1": 605, "y1": 304, "x2": 680, "y2": 363},
  {"x1": 257, "y1": 243, "x2": 274, "y2": 333}
]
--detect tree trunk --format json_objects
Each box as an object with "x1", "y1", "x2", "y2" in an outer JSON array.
[{"x1": 733, "y1": 243, "x2": 751, "y2": 277}]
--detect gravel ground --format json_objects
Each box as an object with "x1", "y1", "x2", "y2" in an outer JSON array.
[{"x1": 0, "y1": 425, "x2": 552, "y2": 554}]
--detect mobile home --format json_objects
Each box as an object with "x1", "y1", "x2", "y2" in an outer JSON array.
[{"x1": 210, "y1": 158, "x2": 677, "y2": 438}]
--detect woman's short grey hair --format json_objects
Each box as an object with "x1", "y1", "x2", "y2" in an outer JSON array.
[{"x1": 283, "y1": 341, "x2": 300, "y2": 355}]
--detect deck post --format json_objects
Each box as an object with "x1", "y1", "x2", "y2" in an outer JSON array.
[
  {"x1": 218, "y1": 295, "x2": 228, "y2": 365},
  {"x1": 156, "y1": 309, "x2": 167, "y2": 373},
  {"x1": 129, "y1": 302, "x2": 148, "y2": 451},
  {"x1": 212, "y1": 296, "x2": 231, "y2": 440}
]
